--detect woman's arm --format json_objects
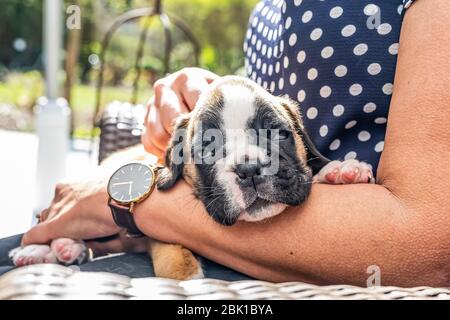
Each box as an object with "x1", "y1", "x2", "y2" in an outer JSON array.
[{"x1": 134, "y1": 0, "x2": 450, "y2": 287}]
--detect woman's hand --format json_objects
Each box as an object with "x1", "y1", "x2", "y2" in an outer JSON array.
[
  {"x1": 142, "y1": 67, "x2": 219, "y2": 159},
  {"x1": 21, "y1": 180, "x2": 120, "y2": 246}
]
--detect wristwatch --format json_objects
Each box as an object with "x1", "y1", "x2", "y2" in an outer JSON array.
[{"x1": 107, "y1": 162, "x2": 162, "y2": 238}]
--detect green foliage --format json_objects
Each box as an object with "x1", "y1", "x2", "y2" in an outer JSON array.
[{"x1": 0, "y1": 71, "x2": 44, "y2": 110}]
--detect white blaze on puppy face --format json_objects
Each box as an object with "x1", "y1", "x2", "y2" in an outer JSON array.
[{"x1": 215, "y1": 84, "x2": 270, "y2": 211}]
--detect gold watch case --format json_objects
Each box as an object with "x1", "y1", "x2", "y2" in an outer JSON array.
[{"x1": 107, "y1": 162, "x2": 161, "y2": 206}]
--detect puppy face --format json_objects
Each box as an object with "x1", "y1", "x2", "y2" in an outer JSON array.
[{"x1": 157, "y1": 76, "x2": 329, "y2": 225}]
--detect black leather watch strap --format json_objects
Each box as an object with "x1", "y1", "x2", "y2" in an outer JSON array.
[{"x1": 108, "y1": 202, "x2": 144, "y2": 238}]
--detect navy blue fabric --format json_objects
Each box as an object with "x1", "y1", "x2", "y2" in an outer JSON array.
[
  {"x1": 0, "y1": 235, "x2": 253, "y2": 280},
  {"x1": 244, "y1": 0, "x2": 416, "y2": 176}
]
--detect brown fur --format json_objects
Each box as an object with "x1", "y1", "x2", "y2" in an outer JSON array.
[{"x1": 149, "y1": 241, "x2": 201, "y2": 280}]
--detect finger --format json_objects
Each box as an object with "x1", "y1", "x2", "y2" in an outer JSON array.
[
  {"x1": 159, "y1": 89, "x2": 189, "y2": 134},
  {"x1": 21, "y1": 222, "x2": 54, "y2": 245},
  {"x1": 146, "y1": 104, "x2": 172, "y2": 151},
  {"x1": 38, "y1": 208, "x2": 50, "y2": 222},
  {"x1": 179, "y1": 76, "x2": 210, "y2": 110},
  {"x1": 85, "y1": 237, "x2": 124, "y2": 257},
  {"x1": 197, "y1": 69, "x2": 220, "y2": 83},
  {"x1": 142, "y1": 133, "x2": 165, "y2": 160}
]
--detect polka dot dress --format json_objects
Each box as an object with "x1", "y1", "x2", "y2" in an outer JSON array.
[{"x1": 244, "y1": 0, "x2": 416, "y2": 176}]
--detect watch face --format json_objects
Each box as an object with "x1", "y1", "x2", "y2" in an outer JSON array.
[{"x1": 108, "y1": 163, "x2": 154, "y2": 203}]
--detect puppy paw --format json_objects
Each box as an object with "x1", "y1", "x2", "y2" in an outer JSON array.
[
  {"x1": 50, "y1": 238, "x2": 87, "y2": 265},
  {"x1": 314, "y1": 159, "x2": 374, "y2": 184},
  {"x1": 9, "y1": 245, "x2": 57, "y2": 267}
]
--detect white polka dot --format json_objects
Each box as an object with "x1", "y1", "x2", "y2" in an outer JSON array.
[
  {"x1": 297, "y1": 50, "x2": 306, "y2": 63},
  {"x1": 345, "y1": 151, "x2": 357, "y2": 160},
  {"x1": 275, "y1": 61, "x2": 280, "y2": 73},
  {"x1": 268, "y1": 64, "x2": 273, "y2": 76},
  {"x1": 256, "y1": 58, "x2": 261, "y2": 70},
  {"x1": 319, "y1": 125, "x2": 328, "y2": 137},
  {"x1": 349, "y1": 84, "x2": 363, "y2": 96},
  {"x1": 320, "y1": 86, "x2": 332, "y2": 98},
  {"x1": 310, "y1": 28, "x2": 323, "y2": 41},
  {"x1": 334, "y1": 65, "x2": 348, "y2": 77},
  {"x1": 289, "y1": 73, "x2": 297, "y2": 85},
  {"x1": 321, "y1": 46, "x2": 334, "y2": 59},
  {"x1": 329, "y1": 139, "x2": 341, "y2": 151},
  {"x1": 297, "y1": 90, "x2": 306, "y2": 102},
  {"x1": 285, "y1": 17, "x2": 292, "y2": 30},
  {"x1": 263, "y1": 81, "x2": 268, "y2": 89},
  {"x1": 256, "y1": 40, "x2": 262, "y2": 51},
  {"x1": 283, "y1": 56, "x2": 289, "y2": 68},
  {"x1": 367, "y1": 63, "x2": 382, "y2": 75},
  {"x1": 251, "y1": 17, "x2": 258, "y2": 28},
  {"x1": 251, "y1": 52, "x2": 256, "y2": 63},
  {"x1": 257, "y1": 77, "x2": 262, "y2": 85},
  {"x1": 307, "y1": 107, "x2": 318, "y2": 119},
  {"x1": 330, "y1": 6, "x2": 343, "y2": 19},
  {"x1": 261, "y1": 63, "x2": 267, "y2": 75},
  {"x1": 375, "y1": 117, "x2": 387, "y2": 124},
  {"x1": 251, "y1": 35, "x2": 257, "y2": 45},
  {"x1": 375, "y1": 141, "x2": 385, "y2": 152},
  {"x1": 274, "y1": 46, "x2": 279, "y2": 58},
  {"x1": 267, "y1": 11, "x2": 274, "y2": 21},
  {"x1": 278, "y1": 78, "x2": 284, "y2": 90},
  {"x1": 270, "y1": 81, "x2": 275, "y2": 92},
  {"x1": 382, "y1": 83, "x2": 393, "y2": 95},
  {"x1": 268, "y1": 29, "x2": 274, "y2": 41},
  {"x1": 388, "y1": 43, "x2": 399, "y2": 55},
  {"x1": 358, "y1": 131, "x2": 371, "y2": 142},
  {"x1": 257, "y1": 22, "x2": 263, "y2": 33},
  {"x1": 261, "y1": 44, "x2": 267, "y2": 55},
  {"x1": 289, "y1": 33, "x2": 297, "y2": 46},
  {"x1": 294, "y1": 0, "x2": 303, "y2": 6},
  {"x1": 280, "y1": 40, "x2": 284, "y2": 54},
  {"x1": 267, "y1": 47, "x2": 273, "y2": 58},
  {"x1": 397, "y1": 5, "x2": 404, "y2": 15},
  {"x1": 261, "y1": 6, "x2": 269, "y2": 16},
  {"x1": 341, "y1": 25, "x2": 356, "y2": 37},
  {"x1": 377, "y1": 23, "x2": 392, "y2": 35},
  {"x1": 282, "y1": 2, "x2": 287, "y2": 13},
  {"x1": 246, "y1": 29, "x2": 252, "y2": 40},
  {"x1": 263, "y1": 26, "x2": 269, "y2": 37},
  {"x1": 363, "y1": 102, "x2": 377, "y2": 113},
  {"x1": 302, "y1": 10, "x2": 313, "y2": 23},
  {"x1": 353, "y1": 43, "x2": 368, "y2": 56},
  {"x1": 307, "y1": 68, "x2": 318, "y2": 80},
  {"x1": 364, "y1": 4, "x2": 379, "y2": 16},
  {"x1": 333, "y1": 105, "x2": 345, "y2": 117},
  {"x1": 345, "y1": 120, "x2": 357, "y2": 129}
]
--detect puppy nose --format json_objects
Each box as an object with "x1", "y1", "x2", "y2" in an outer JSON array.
[{"x1": 235, "y1": 162, "x2": 261, "y2": 180}]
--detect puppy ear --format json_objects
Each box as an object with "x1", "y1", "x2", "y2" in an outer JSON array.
[
  {"x1": 279, "y1": 97, "x2": 330, "y2": 175},
  {"x1": 156, "y1": 114, "x2": 191, "y2": 190}
]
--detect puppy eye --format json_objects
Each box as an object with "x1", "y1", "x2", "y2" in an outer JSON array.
[
  {"x1": 272, "y1": 130, "x2": 290, "y2": 140},
  {"x1": 202, "y1": 149, "x2": 216, "y2": 158}
]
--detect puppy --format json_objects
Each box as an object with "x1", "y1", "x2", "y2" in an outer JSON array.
[{"x1": 10, "y1": 76, "x2": 373, "y2": 279}]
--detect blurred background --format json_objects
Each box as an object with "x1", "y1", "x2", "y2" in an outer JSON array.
[
  {"x1": 0, "y1": 0, "x2": 258, "y2": 237},
  {"x1": 0, "y1": 0, "x2": 257, "y2": 137}
]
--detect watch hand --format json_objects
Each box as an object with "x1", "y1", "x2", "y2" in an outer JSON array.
[
  {"x1": 113, "y1": 182, "x2": 132, "y2": 186},
  {"x1": 128, "y1": 181, "x2": 133, "y2": 195}
]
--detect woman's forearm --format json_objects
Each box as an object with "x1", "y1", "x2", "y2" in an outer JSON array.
[{"x1": 134, "y1": 181, "x2": 448, "y2": 287}]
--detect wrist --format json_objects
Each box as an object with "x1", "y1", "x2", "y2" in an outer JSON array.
[{"x1": 133, "y1": 181, "x2": 200, "y2": 243}]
